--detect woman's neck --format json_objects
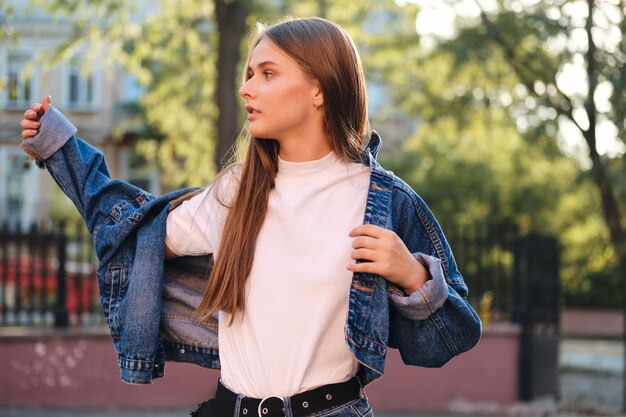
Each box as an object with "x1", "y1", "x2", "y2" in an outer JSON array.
[{"x1": 277, "y1": 134, "x2": 333, "y2": 162}]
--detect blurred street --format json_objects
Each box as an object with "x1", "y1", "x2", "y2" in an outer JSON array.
[
  {"x1": 558, "y1": 338, "x2": 623, "y2": 415},
  {"x1": 1, "y1": 338, "x2": 623, "y2": 417}
]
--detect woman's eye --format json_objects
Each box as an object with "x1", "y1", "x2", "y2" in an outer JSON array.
[{"x1": 264, "y1": 71, "x2": 274, "y2": 78}]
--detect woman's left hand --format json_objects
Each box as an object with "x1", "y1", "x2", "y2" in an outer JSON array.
[{"x1": 348, "y1": 224, "x2": 430, "y2": 295}]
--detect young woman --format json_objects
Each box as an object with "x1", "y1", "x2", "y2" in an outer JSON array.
[{"x1": 21, "y1": 17, "x2": 481, "y2": 417}]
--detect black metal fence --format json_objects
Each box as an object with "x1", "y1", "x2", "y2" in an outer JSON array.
[
  {"x1": 1, "y1": 219, "x2": 557, "y2": 331},
  {"x1": 447, "y1": 225, "x2": 561, "y2": 400},
  {"x1": 0, "y1": 220, "x2": 103, "y2": 328},
  {"x1": 512, "y1": 234, "x2": 560, "y2": 400},
  {"x1": 445, "y1": 223, "x2": 519, "y2": 323}
]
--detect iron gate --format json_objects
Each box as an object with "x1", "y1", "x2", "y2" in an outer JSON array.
[{"x1": 512, "y1": 234, "x2": 560, "y2": 401}]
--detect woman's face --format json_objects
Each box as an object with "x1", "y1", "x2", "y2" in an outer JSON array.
[{"x1": 239, "y1": 39, "x2": 323, "y2": 142}]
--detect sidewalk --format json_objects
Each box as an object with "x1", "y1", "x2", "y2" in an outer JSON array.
[
  {"x1": 560, "y1": 338, "x2": 624, "y2": 374},
  {"x1": 558, "y1": 338, "x2": 624, "y2": 415}
]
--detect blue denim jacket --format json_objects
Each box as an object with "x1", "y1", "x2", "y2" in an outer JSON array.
[{"x1": 21, "y1": 106, "x2": 481, "y2": 386}]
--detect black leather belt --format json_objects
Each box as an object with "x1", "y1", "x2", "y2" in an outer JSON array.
[{"x1": 191, "y1": 377, "x2": 362, "y2": 417}]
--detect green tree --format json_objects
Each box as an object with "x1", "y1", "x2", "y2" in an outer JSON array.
[
  {"x1": 383, "y1": 0, "x2": 625, "y2": 408},
  {"x1": 32, "y1": 0, "x2": 248, "y2": 186},
  {"x1": 386, "y1": 107, "x2": 581, "y2": 235},
  {"x1": 31, "y1": 0, "x2": 418, "y2": 187},
  {"x1": 382, "y1": 0, "x2": 625, "y2": 302}
]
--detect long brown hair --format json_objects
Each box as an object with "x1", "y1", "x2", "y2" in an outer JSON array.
[{"x1": 195, "y1": 17, "x2": 370, "y2": 324}]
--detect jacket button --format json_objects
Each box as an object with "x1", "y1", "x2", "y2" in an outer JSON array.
[
  {"x1": 326, "y1": 394, "x2": 332, "y2": 400},
  {"x1": 302, "y1": 402, "x2": 309, "y2": 408},
  {"x1": 180, "y1": 348, "x2": 185, "y2": 354}
]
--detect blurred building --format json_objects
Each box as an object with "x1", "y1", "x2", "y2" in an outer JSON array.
[
  {"x1": 0, "y1": 1, "x2": 160, "y2": 228},
  {"x1": 362, "y1": 9, "x2": 418, "y2": 153},
  {"x1": 0, "y1": 2, "x2": 418, "y2": 228}
]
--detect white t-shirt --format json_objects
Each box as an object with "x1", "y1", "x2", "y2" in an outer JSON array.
[{"x1": 165, "y1": 151, "x2": 371, "y2": 397}]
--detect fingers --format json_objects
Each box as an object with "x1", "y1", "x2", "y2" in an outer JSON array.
[
  {"x1": 21, "y1": 119, "x2": 40, "y2": 130},
  {"x1": 28, "y1": 95, "x2": 51, "y2": 118},
  {"x1": 24, "y1": 108, "x2": 39, "y2": 120},
  {"x1": 22, "y1": 129, "x2": 39, "y2": 139},
  {"x1": 21, "y1": 111, "x2": 42, "y2": 138},
  {"x1": 21, "y1": 115, "x2": 41, "y2": 138},
  {"x1": 21, "y1": 96, "x2": 50, "y2": 139},
  {"x1": 42, "y1": 95, "x2": 51, "y2": 112},
  {"x1": 349, "y1": 224, "x2": 388, "y2": 238},
  {"x1": 31, "y1": 103, "x2": 43, "y2": 117},
  {"x1": 351, "y1": 235, "x2": 379, "y2": 249},
  {"x1": 347, "y1": 261, "x2": 377, "y2": 274},
  {"x1": 350, "y1": 248, "x2": 378, "y2": 261}
]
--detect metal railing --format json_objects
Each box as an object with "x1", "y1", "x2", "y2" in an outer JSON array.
[
  {"x1": 1, "y1": 219, "x2": 557, "y2": 330},
  {"x1": 0, "y1": 220, "x2": 103, "y2": 328},
  {"x1": 444, "y1": 222, "x2": 519, "y2": 323}
]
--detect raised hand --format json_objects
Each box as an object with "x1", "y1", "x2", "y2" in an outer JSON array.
[{"x1": 21, "y1": 95, "x2": 51, "y2": 139}]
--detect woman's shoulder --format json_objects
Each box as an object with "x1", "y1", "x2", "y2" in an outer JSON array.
[
  {"x1": 167, "y1": 165, "x2": 241, "y2": 213},
  {"x1": 215, "y1": 162, "x2": 241, "y2": 190}
]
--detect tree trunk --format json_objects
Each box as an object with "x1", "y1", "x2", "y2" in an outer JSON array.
[{"x1": 214, "y1": 0, "x2": 249, "y2": 170}]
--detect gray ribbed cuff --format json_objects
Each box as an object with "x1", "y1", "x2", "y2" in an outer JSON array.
[
  {"x1": 388, "y1": 253, "x2": 449, "y2": 320},
  {"x1": 20, "y1": 105, "x2": 77, "y2": 161}
]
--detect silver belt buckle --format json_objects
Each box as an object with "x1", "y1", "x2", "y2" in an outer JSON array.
[{"x1": 257, "y1": 395, "x2": 285, "y2": 417}]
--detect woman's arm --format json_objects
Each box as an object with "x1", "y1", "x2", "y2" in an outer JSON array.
[
  {"x1": 165, "y1": 244, "x2": 179, "y2": 259},
  {"x1": 21, "y1": 97, "x2": 202, "y2": 261},
  {"x1": 19, "y1": 99, "x2": 156, "y2": 248},
  {"x1": 384, "y1": 179, "x2": 482, "y2": 367}
]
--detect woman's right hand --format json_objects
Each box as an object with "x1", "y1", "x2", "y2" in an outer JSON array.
[{"x1": 21, "y1": 95, "x2": 51, "y2": 139}]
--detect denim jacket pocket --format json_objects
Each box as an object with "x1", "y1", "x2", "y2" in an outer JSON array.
[
  {"x1": 102, "y1": 264, "x2": 128, "y2": 340},
  {"x1": 93, "y1": 196, "x2": 147, "y2": 238}
]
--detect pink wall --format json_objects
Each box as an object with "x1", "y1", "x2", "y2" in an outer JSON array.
[
  {"x1": 560, "y1": 309, "x2": 623, "y2": 338},
  {"x1": 0, "y1": 324, "x2": 520, "y2": 411},
  {"x1": 367, "y1": 324, "x2": 520, "y2": 411}
]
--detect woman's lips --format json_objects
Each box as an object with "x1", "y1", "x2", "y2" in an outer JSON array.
[{"x1": 245, "y1": 104, "x2": 260, "y2": 121}]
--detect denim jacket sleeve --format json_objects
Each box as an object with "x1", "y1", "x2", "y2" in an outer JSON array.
[
  {"x1": 388, "y1": 178, "x2": 482, "y2": 367},
  {"x1": 20, "y1": 106, "x2": 157, "y2": 261},
  {"x1": 20, "y1": 106, "x2": 204, "y2": 384},
  {"x1": 387, "y1": 252, "x2": 449, "y2": 320}
]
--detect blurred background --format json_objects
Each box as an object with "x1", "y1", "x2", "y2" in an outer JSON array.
[{"x1": 0, "y1": 0, "x2": 624, "y2": 415}]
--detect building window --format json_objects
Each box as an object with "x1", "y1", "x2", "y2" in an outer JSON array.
[
  {"x1": 67, "y1": 58, "x2": 95, "y2": 109},
  {"x1": 0, "y1": 147, "x2": 37, "y2": 229},
  {"x1": 122, "y1": 74, "x2": 145, "y2": 104},
  {"x1": 6, "y1": 52, "x2": 33, "y2": 108},
  {"x1": 120, "y1": 148, "x2": 160, "y2": 195}
]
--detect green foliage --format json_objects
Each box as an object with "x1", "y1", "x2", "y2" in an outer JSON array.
[
  {"x1": 380, "y1": 0, "x2": 625, "y2": 308},
  {"x1": 558, "y1": 180, "x2": 621, "y2": 307},
  {"x1": 32, "y1": 0, "x2": 218, "y2": 187},
  {"x1": 130, "y1": 0, "x2": 218, "y2": 186},
  {"x1": 27, "y1": 0, "x2": 624, "y2": 307},
  {"x1": 383, "y1": 107, "x2": 580, "y2": 235}
]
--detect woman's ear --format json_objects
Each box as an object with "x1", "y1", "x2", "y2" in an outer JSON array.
[{"x1": 313, "y1": 84, "x2": 324, "y2": 110}]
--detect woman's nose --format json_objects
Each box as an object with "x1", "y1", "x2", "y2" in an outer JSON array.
[{"x1": 239, "y1": 79, "x2": 254, "y2": 99}]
